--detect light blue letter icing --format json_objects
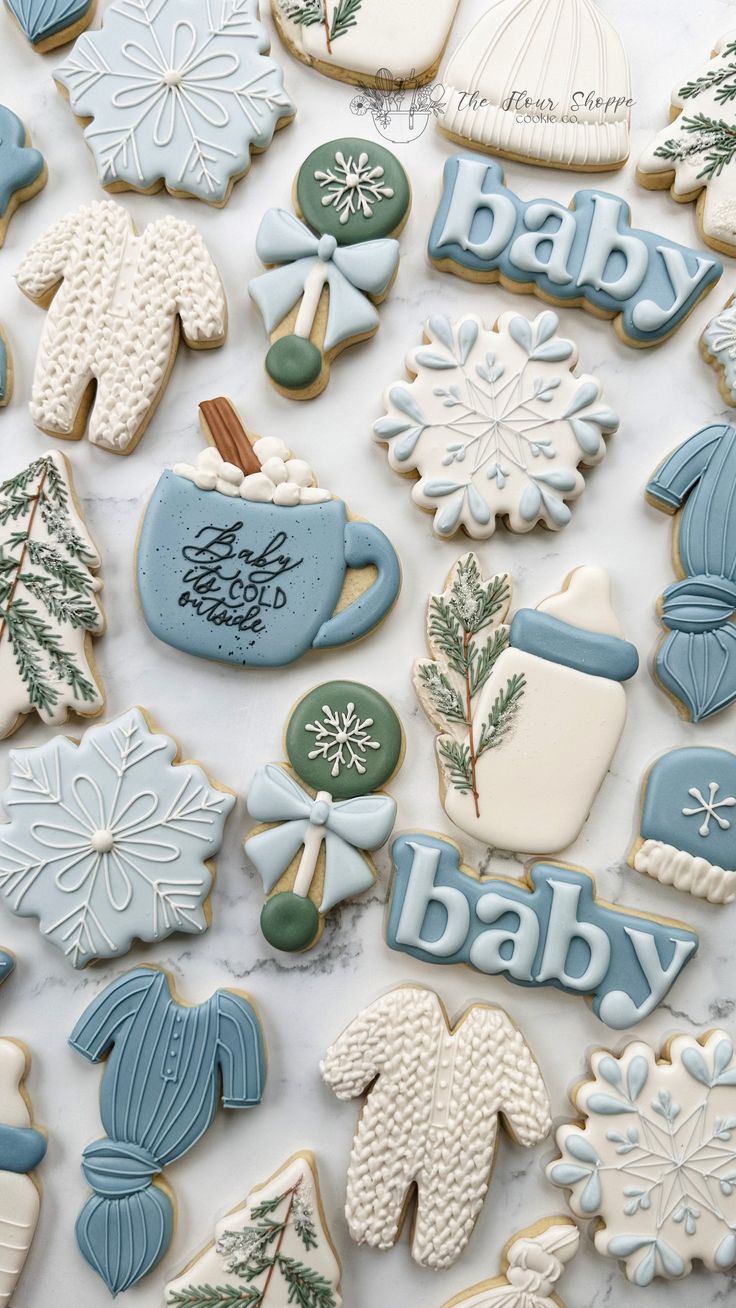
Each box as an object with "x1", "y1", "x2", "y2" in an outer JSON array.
[
  {"x1": 386, "y1": 834, "x2": 698, "y2": 1029},
  {"x1": 70, "y1": 967, "x2": 266, "y2": 1295},
  {"x1": 5, "y1": 0, "x2": 91, "y2": 45},
  {"x1": 647, "y1": 423, "x2": 736, "y2": 721},
  {"x1": 428, "y1": 156, "x2": 722, "y2": 346},
  {"x1": 0, "y1": 106, "x2": 44, "y2": 221}
]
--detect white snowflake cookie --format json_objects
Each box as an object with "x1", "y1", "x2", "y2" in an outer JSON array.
[
  {"x1": 0, "y1": 707, "x2": 235, "y2": 967},
  {"x1": 373, "y1": 311, "x2": 619, "y2": 539},
  {"x1": 55, "y1": 0, "x2": 295, "y2": 204},
  {"x1": 548, "y1": 1031, "x2": 736, "y2": 1284}
]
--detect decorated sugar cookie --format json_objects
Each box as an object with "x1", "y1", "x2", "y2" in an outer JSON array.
[
  {"x1": 0, "y1": 451, "x2": 104, "y2": 741},
  {"x1": 71, "y1": 966, "x2": 266, "y2": 1295},
  {"x1": 413, "y1": 556, "x2": 638, "y2": 854},
  {"x1": 0, "y1": 707, "x2": 235, "y2": 967},
  {"x1": 165, "y1": 1152, "x2": 342, "y2": 1308},
  {"x1": 271, "y1": 0, "x2": 460, "y2": 87},
  {"x1": 646, "y1": 422, "x2": 736, "y2": 722},
  {"x1": 55, "y1": 0, "x2": 294, "y2": 205},
  {"x1": 548, "y1": 1030, "x2": 736, "y2": 1283},
  {"x1": 322, "y1": 985, "x2": 551, "y2": 1270},
  {"x1": 701, "y1": 293, "x2": 736, "y2": 406},
  {"x1": 246, "y1": 681, "x2": 403, "y2": 952},
  {"x1": 440, "y1": 0, "x2": 631, "y2": 172},
  {"x1": 374, "y1": 311, "x2": 618, "y2": 538},
  {"x1": 638, "y1": 34, "x2": 736, "y2": 255},
  {"x1": 249, "y1": 137, "x2": 411, "y2": 398},
  {"x1": 16, "y1": 199, "x2": 227, "y2": 454},
  {"x1": 137, "y1": 398, "x2": 401, "y2": 668},
  {"x1": 440, "y1": 1218, "x2": 579, "y2": 1308},
  {"x1": 428, "y1": 155, "x2": 722, "y2": 347},
  {"x1": 0, "y1": 106, "x2": 46, "y2": 247},
  {"x1": 3, "y1": 0, "x2": 93, "y2": 51},
  {"x1": 0, "y1": 328, "x2": 11, "y2": 408},
  {"x1": 387, "y1": 833, "x2": 698, "y2": 1028},
  {"x1": 0, "y1": 1039, "x2": 47, "y2": 1308}
]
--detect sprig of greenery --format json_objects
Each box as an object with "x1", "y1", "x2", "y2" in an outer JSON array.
[
  {"x1": 655, "y1": 113, "x2": 736, "y2": 179},
  {"x1": 477, "y1": 674, "x2": 527, "y2": 758},
  {"x1": 416, "y1": 663, "x2": 465, "y2": 724},
  {"x1": 438, "y1": 739, "x2": 473, "y2": 793},
  {"x1": 167, "y1": 1287, "x2": 260, "y2": 1307},
  {"x1": 680, "y1": 44, "x2": 736, "y2": 103},
  {"x1": 330, "y1": 0, "x2": 363, "y2": 41},
  {"x1": 281, "y1": 0, "x2": 323, "y2": 26}
]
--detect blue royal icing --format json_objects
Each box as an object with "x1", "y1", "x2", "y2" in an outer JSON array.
[
  {"x1": 5, "y1": 0, "x2": 92, "y2": 44},
  {"x1": 510, "y1": 609, "x2": 639, "y2": 681},
  {"x1": 428, "y1": 155, "x2": 722, "y2": 346},
  {"x1": 0, "y1": 106, "x2": 44, "y2": 221},
  {"x1": 0, "y1": 332, "x2": 7, "y2": 406},
  {"x1": 0, "y1": 1122, "x2": 46, "y2": 1174},
  {"x1": 0, "y1": 952, "x2": 14, "y2": 988},
  {"x1": 386, "y1": 833, "x2": 698, "y2": 1029}
]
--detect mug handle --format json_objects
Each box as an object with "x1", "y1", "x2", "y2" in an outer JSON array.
[{"x1": 312, "y1": 521, "x2": 401, "y2": 650}]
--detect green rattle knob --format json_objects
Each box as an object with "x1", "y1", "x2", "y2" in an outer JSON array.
[{"x1": 261, "y1": 892, "x2": 320, "y2": 953}]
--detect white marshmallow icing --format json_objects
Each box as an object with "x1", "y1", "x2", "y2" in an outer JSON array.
[{"x1": 173, "y1": 440, "x2": 331, "y2": 505}]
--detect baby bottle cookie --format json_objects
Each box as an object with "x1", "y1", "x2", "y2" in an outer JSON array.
[
  {"x1": 249, "y1": 137, "x2": 411, "y2": 399},
  {"x1": 245, "y1": 680, "x2": 403, "y2": 952},
  {"x1": 440, "y1": 1218, "x2": 579, "y2": 1308},
  {"x1": 137, "y1": 398, "x2": 401, "y2": 668},
  {"x1": 0, "y1": 1039, "x2": 47, "y2": 1307}
]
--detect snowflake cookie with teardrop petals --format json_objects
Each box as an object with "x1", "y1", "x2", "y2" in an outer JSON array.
[
  {"x1": 0, "y1": 707, "x2": 235, "y2": 967},
  {"x1": 373, "y1": 310, "x2": 619, "y2": 539},
  {"x1": 548, "y1": 1030, "x2": 736, "y2": 1285}
]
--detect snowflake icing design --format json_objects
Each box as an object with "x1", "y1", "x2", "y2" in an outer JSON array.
[
  {"x1": 702, "y1": 301, "x2": 736, "y2": 399},
  {"x1": 314, "y1": 148, "x2": 394, "y2": 224},
  {"x1": 374, "y1": 312, "x2": 619, "y2": 539},
  {"x1": 55, "y1": 0, "x2": 294, "y2": 203},
  {"x1": 0, "y1": 708, "x2": 234, "y2": 966},
  {"x1": 548, "y1": 1033, "x2": 736, "y2": 1285},
  {"x1": 683, "y1": 782, "x2": 736, "y2": 836},
  {"x1": 305, "y1": 702, "x2": 380, "y2": 777}
]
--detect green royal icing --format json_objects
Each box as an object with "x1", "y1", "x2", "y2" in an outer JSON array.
[
  {"x1": 296, "y1": 137, "x2": 411, "y2": 245},
  {"x1": 266, "y1": 334, "x2": 323, "y2": 390},
  {"x1": 286, "y1": 680, "x2": 403, "y2": 800}
]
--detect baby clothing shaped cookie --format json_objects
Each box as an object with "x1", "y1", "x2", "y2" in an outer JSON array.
[
  {"x1": 440, "y1": 1218, "x2": 579, "y2": 1308},
  {"x1": 71, "y1": 966, "x2": 266, "y2": 1295},
  {"x1": 322, "y1": 985, "x2": 551, "y2": 1270},
  {"x1": 638, "y1": 33, "x2": 736, "y2": 255},
  {"x1": 137, "y1": 398, "x2": 401, "y2": 668},
  {"x1": 55, "y1": 0, "x2": 294, "y2": 204},
  {"x1": 0, "y1": 106, "x2": 46, "y2": 247},
  {"x1": 0, "y1": 707, "x2": 235, "y2": 967},
  {"x1": 440, "y1": 0, "x2": 631, "y2": 171},
  {"x1": 0, "y1": 1039, "x2": 47, "y2": 1308},
  {"x1": 16, "y1": 199, "x2": 227, "y2": 454},
  {"x1": 0, "y1": 451, "x2": 104, "y2": 741},
  {"x1": 245, "y1": 680, "x2": 403, "y2": 952},
  {"x1": 413, "y1": 555, "x2": 638, "y2": 854},
  {"x1": 249, "y1": 137, "x2": 411, "y2": 398},
  {"x1": 3, "y1": 0, "x2": 93, "y2": 50},
  {"x1": 374, "y1": 310, "x2": 618, "y2": 539}
]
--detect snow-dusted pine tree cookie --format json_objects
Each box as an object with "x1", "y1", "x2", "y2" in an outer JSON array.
[
  {"x1": 137, "y1": 398, "x2": 401, "y2": 668},
  {"x1": 374, "y1": 311, "x2": 618, "y2": 538},
  {"x1": 0, "y1": 451, "x2": 104, "y2": 741},
  {"x1": 3, "y1": 0, "x2": 93, "y2": 52},
  {"x1": 0, "y1": 328, "x2": 11, "y2": 408},
  {"x1": 440, "y1": 0, "x2": 631, "y2": 172},
  {"x1": 271, "y1": 0, "x2": 460, "y2": 88},
  {"x1": 440, "y1": 1218, "x2": 579, "y2": 1308},
  {"x1": 413, "y1": 555, "x2": 638, "y2": 854},
  {"x1": 0, "y1": 1039, "x2": 47, "y2": 1307},
  {"x1": 548, "y1": 1030, "x2": 736, "y2": 1283},
  {"x1": 246, "y1": 680, "x2": 403, "y2": 953},
  {"x1": 165, "y1": 1152, "x2": 342, "y2": 1308},
  {"x1": 701, "y1": 292, "x2": 736, "y2": 406},
  {"x1": 321, "y1": 985, "x2": 551, "y2": 1270},
  {"x1": 249, "y1": 137, "x2": 411, "y2": 398},
  {"x1": 0, "y1": 106, "x2": 46, "y2": 248},
  {"x1": 55, "y1": 0, "x2": 295, "y2": 205},
  {"x1": 16, "y1": 199, "x2": 227, "y2": 454},
  {"x1": 0, "y1": 707, "x2": 235, "y2": 967},
  {"x1": 638, "y1": 33, "x2": 736, "y2": 256}
]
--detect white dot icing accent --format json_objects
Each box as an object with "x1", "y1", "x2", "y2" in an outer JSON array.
[{"x1": 174, "y1": 447, "x2": 330, "y2": 506}]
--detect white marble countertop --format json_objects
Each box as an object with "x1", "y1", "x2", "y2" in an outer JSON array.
[{"x1": 1, "y1": 0, "x2": 736, "y2": 1304}]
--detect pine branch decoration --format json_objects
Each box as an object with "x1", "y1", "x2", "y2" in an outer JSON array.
[
  {"x1": 167, "y1": 1287, "x2": 261, "y2": 1307},
  {"x1": 330, "y1": 0, "x2": 363, "y2": 41}
]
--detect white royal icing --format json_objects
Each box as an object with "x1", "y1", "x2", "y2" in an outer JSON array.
[
  {"x1": 442, "y1": 1220, "x2": 579, "y2": 1308},
  {"x1": 315, "y1": 148, "x2": 393, "y2": 224},
  {"x1": 321, "y1": 986, "x2": 551, "y2": 1270},
  {"x1": 634, "y1": 840, "x2": 736, "y2": 906},
  {"x1": 0, "y1": 1040, "x2": 42, "y2": 1308},
  {"x1": 173, "y1": 442, "x2": 331, "y2": 504},
  {"x1": 273, "y1": 0, "x2": 460, "y2": 82},
  {"x1": 538, "y1": 565, "x2": 623, "y2": 636},
  {"x1": 702, "y1": 293, "x2": 736, "y2": 405}
]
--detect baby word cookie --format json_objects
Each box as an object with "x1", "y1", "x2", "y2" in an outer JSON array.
[
  {"x1": 0, "y1": 328, "x2": 11, "y2": 408},
  {"x1": 0, "y1": 707, "x2": 235, "y2": 967},
  {"x1": 428, "y1": 155, "x2": 722, "y2": 346},
  {"x1": 440, "y1": 0, "x2": 631, "y2": 172},
  {"x1": 631, "y1": 746, "x2": 736, "y2": 905},
  {"x1": 0, "y1": 106, "x2": 46, "y2": 247},
  {"x1": 638, "y1": 33, "x2": 736, "y2": 255},
  {"x1": 249, "y1": 137, "x2": 411, "y2": 398},
  {"x1": 3, "y1": 0, "x2": 93, "y2": 50},
  {"x1": 16, "y1": 200, "x2": 227, "y2": 454},
  {"x1": 701, "y1": 293, "x2": 736, "y2": 407},
  {"x1": 548, "y1": 1030, "x2": 736, "y2": 1284},
  {"x1": 71, "y1": 967, "x2": 267, "y2": 1295},
  {"x1": 137, "y1": 398, "x2": 401, "y2": 669},
  {"x1": 271, "y1": 0, "x2": 460, "y2": 87},
  {"x1": 440, "y1": 1218, "x2": 579, "y2": 1308},
  {"x1": 246, "y1": 680, "x2": 403, "y2": 953},
  {"x1": 165, "y1": 1153, "x2": 342, "y2": 1308},
  {"x1": 646, "y1": 422, "x2": 736, "y2": 722},
  {"x1": 55, "y1": 0, "x2": 294, "y2": 204},
  {"x1": 414, "y1": 556, "x2": 638, "y2": 854},
  {"x1": 321, "y1": 985, "x2": 551, "y2": 1270},
  {"x1": 387, "y1": 834, "x2": 698, "y2": 1029},
  {"x1": 0, "y1": 451, "x2": 104, "y2": 741},
  {"x1": 0, "y1": 1040, "x2": 47, "y2": 1308},
  {"x1": 374, "y1": 310, "x2": 618, "y2": 539}
]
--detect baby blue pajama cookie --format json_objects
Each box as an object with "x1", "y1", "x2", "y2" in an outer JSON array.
[
  {"x1": 0, "y1": 106, "x2": 45, "y2": 246},
  {"x1": 4, "y1": 0, "x2": 93, "y2": 51},
  {"x1": 0, "y1": 328, "x2": 12, "y2": 408}
]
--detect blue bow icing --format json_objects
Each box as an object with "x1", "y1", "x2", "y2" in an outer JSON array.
[{"x1": 246, "y1": 764, "x2": 396, "y2": 911}]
